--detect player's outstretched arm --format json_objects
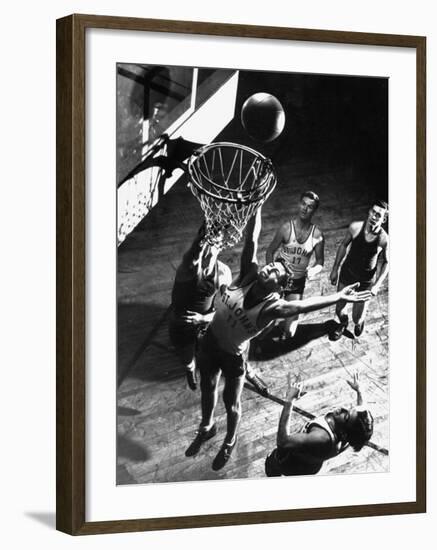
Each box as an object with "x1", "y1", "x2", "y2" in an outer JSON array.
[
  {"x1": 264, "y1": 283, "x2": 372, "y2": 322},
  {"x1": 346, "y1": 369, "x2": 365, "y2": 406},
  {"x1": 237, "y1": 207, "x2": 262, "y2": 284},
  {"x1": 181, "y1": 223, "x2": 207, "y2": 268},
  {"x1": 217, "y1": 261, "x2": 232, "y2": 288},
  {"x1": 265, "y1": 222, "x2": 288, "y2": 264},
  {"x1": 277, "y1": 376, "x2": 303, "y2": 447}
]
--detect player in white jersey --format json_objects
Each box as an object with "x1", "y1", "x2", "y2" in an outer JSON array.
[
  {"x1": 266, "y1": 191, "x2": 324, "y2": 338},
  {"x1": 185, "y1": 207, "x2": 371, "y2": 471}
]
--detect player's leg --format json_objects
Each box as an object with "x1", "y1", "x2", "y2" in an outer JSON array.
[
  {"x1": 281, "y1": 277, "x2": 306, "y2": 338},
  {"x1": 199, "y1": 366, "x2": 221, "y2": 431},
  {"x1": 185, "y1": 339, "x2": 219, "y2": 457},
  {"x1": 222, "y1": 374, "x2": 245, "y2": 444},
  {"x1": 175, "y1": 337, "x2": 198, "y2": 384},
  {"x1": 212, "y1": 372, "x2": 245, "y2": 470},
  {"x1": 168, "y1": 320, "x2": 198, "y2": 390},
  {"x1": 211, "y1": 353, "x2": 246, "y2": 470},
  {"x1": 331, "y1": 279, "x2": 349, "y2": 341},
  {"x1": 352, "y1": 281, "x2": 372, "y2": 336}
]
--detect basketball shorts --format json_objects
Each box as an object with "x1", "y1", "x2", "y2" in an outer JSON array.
[
  {"x1": 282, "y1": 276, "x2": 306, "y2": 296},
  {"x1": 197, "y1": 329, "x2": 248, "y2": 379},
  {"x1": 265, "y1": 448, "x2": 323, "y2": 477},
  {"x1": 339, "y1": 264, "x2": 376, "y2": 292}
]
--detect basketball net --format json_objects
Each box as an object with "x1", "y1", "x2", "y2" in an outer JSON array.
[{"x1": 188, "y1": 142, "x2": 277, "y2": 250}]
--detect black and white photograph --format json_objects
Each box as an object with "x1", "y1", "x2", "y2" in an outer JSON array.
[
  {"x1": 116, "y1": 64, "x2": 389, "y2": 484},
  {"x1": 2, "y1": 0, "x2": 434, "y2": 544}
]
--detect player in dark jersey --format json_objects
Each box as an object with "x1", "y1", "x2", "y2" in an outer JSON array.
[
  {"x1": 185, "y1": 208, "x2": 372, "y2": 470},
  {"x1": 329, "y1": 200, "x2": 389, "y2": 340},
  {"x1": 169, "y1": 224, "x2": 231, "y2": 390},
  {"x1": 265, "y1": 370, "x2": 373, "y2": 476}
]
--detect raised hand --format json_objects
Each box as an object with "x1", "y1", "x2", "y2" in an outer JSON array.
[
  {"x1": 346, "y1": 368, "x2": 361, "y2": 393},
  {"x1": 346, "y1": 368, "x2": 365, "y2": 405},
  {"x1": 285, "y1": 372, "x2": 304, "y2": 402}
]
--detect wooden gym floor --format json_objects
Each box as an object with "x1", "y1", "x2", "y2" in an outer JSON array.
[{"x1": 116, "y1": 132, "x2": 389, "y2": 485}]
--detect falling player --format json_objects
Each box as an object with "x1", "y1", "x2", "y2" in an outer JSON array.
[
  {"x1": 265, "y1": 370, "x2": 373, "y2": 476},
  {"x1": 266, "y1": 191, "x2": 324, "y2": 338},
  {"x1": 186, "y1": 207, "x2": 371, "y2": 470},
  {"x1": 329, "y1": 200, "x2": 389, "y2": 340}
]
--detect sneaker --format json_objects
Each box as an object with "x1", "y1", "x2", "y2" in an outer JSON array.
[
  {"x1": 354, "y1": 321, "x2": 365, "y2": 337},
  {"x1": 185, "y1": 424, "x2": 217, "y2": 457},
  {"x1": 185, "y1": 367, "x2": 197, "y2": 391},
  {"x1": 212, "y1": 438, "x2": 238, "y2": 471},
  {"x1": 330, "y1": 316, "x2": 348, "y2": 341},
  {"x1": 246, "y1": 371, "x2": 269, "y2": 396}
]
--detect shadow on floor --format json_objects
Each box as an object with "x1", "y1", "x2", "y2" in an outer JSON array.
[
  {"x1": 117, "y1": 433, "x2": 151, "y2": 463},
  {"x1": 117, "y1": 406, "x2": 142, "y2": 417},
  {"x1": 118, "y1": 302, "x2": 170, "y2": 384},
  {"x1": 250, "y1": 321, "x2": 337, "y2": 360},
  {"x1": 117, "y1": 464, "x2": 138, "y2": 485}
]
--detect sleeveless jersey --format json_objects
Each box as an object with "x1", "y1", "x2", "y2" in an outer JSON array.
[
  {"x1": 304, "y1": 415, "x2": 346, "y2": 458},
  {"x1": 342, "y1": 224, "x2": 386, "y2": 280},
  {"x1": 267, "y1": 413, "x2": 346, "y2": 476},
  {"x1": 278, "y1": 220, "x2": 317, "y2": 279},
  {"x1": 210, "y1": 281, "x2": 279, "y2": 355},
  {"x1": 171, "y1": 264, "x2": 218, "y2": 315}
]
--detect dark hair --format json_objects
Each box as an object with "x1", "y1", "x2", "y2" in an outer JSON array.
[
  {"x1": 274, "y1": 257, "x2": 295, "y2": 289},
  {"x1": 347, "y1": 409, "x2": 374, "y2": 452},
  {"x1": 300, "y1": 190, "x2": 320, "y2": 209},
  {"x1": 372, "y1": 199, "x2": 389, "y2": 211}
]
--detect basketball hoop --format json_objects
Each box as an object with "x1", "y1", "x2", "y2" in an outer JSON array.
[{"x1": 187, "y1": 142, "x2": 277, "y2": 249}]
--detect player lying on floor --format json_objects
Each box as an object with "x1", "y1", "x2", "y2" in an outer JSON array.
[{"x1": 265, "y1": 370, "x2": 373, "y2": 476}]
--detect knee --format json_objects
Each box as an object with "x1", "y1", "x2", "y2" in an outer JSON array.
[
  {"x1": 225, "y1": 400, "x2": 241, "y2": 417},
  {"x1": 200, "y1": 373, "x2": 217, "y2": 394}
]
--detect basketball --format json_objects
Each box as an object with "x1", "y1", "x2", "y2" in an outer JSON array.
[{"x1": 241, "y1": 93, "x2": 285, "y2": 143}]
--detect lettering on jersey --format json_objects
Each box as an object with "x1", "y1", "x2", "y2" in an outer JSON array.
[
  {"x1": 282, "y1": 245, "x2": 312, "y2": 257},
  {"x1": 221, "y1": 290, "x2": 258, "y2": 335}
]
